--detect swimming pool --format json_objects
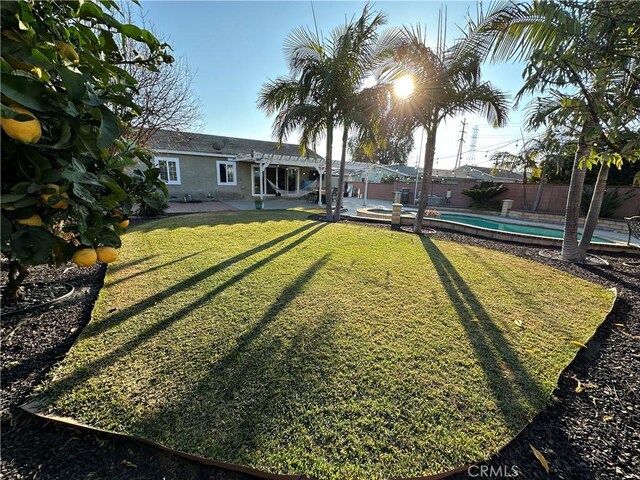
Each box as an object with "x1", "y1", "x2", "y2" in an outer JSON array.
[
  {"x1": 437, "y1": 214, "x2": 614, "y2": 243},
  {"x1": 363, "y1": 208, "x2": 615, "y2": 244}
]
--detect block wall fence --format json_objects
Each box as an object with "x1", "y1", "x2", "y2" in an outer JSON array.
[{"x1": 350, "y1": 181, "x2": 640, "y2": 219}]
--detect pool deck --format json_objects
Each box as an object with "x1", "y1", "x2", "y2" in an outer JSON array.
[{"x1": 166, "y1": 197, "x2": 634, "y2": 246}]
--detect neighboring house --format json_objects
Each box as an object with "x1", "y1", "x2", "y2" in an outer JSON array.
[
  {"x1": 453, "y1": 165, "x2": 522, "y2": 183},
  {"x1": 383, "y1": 164, "x2": 523, "y2": 184},
  {"x1": 147, "y1": 130, "x2": 325, "y2": 201}
]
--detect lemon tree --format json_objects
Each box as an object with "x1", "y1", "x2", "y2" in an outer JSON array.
[{"x1": 1, "y1": 1, "x2": 170, "y2": 302}]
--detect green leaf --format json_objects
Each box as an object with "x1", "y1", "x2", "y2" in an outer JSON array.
[
  {"x1": 12, "y1": 195, "x2": 38, "y2": 208},
  {"x1": 77, "y1": 2, "x2": 104, "y2": 20},
  {"x1": 60, "y1": 161, "x2": 101, "y2": 186},
  {"x1": 99, "y1": 174, "x2": 127, "y2": 200},
  {"x1": 1, "y1": 104, "x2": 35, "y2": 121},
  {"x1": 95, "y1": 107, "x2": 121, "y2": 149},
  {"x1": 51, "y1": 121, "x2": 73, "y2": 149},
  {"x1": 10, "y1": 227, "x2": 58, "y2": 265},
  {"x1": 72, "y1": 182, "x2": 97, "y2": 204},
  {"x1": 0, "y1": 73, "x2": 49, "y2": 111},
  {"x1": 1, "y1": 193, "x2": 27, "y2": 204},
  {"x1": 97, "y1": 227, "x2": 122, "y2": 248},
  {"x1": 57, "y1": 66, "x2": 86, "y2": 101},
  {"x1": 120, "y1": 24, "x2": 159, "y2": 46}
]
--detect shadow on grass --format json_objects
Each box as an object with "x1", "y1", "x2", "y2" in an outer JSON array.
[
  {"x1": 41, "y1": 222, "x2": 327, "y2": 406},
  {"x1": 105, "y1": 255, "x2": 154, "y2": 274},
  {"x1": 82, "y1": 221, "x2": 323, "y2": 340},
  {"x1": 107, "y1": 250, "x2": 208, "y2": 288},
  {"x1": 131, "y1": 254, "x2": 334, "y2": 466},
  {"x1": 421, "y1": 238, "x2": 546, "y2": 432}
]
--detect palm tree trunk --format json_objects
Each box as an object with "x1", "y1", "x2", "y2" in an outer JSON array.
[
  {"x1": 333, "y1": 126, "x2": 349, "y2": 222},
  {"x1": 413, "y1": 126, "x2": 436, "y2": 233},
  {"x1": 532, "y1": 169, "x2": 545, "y2": 212},
  {"x1": 577, "y1": 161, "x2": 610, "y2": 259},
  {"x1": 521, "y1": 168, "x2": 529, "y2": 211},
  {"x1": 325, "y1": 123, "x2": 334, "y2": 221},
  {"x1": 561, "y1": 137, "x2": 590, "y2": 261}
]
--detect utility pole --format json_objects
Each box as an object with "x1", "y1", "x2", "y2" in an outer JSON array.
[
  {"x1": 467, "y1": 126, "x2": 479, "y2": 165},
  {"x1": 454, "y1": 118, "x2": 467, "y2": 169}
]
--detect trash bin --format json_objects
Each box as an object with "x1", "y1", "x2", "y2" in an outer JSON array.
[{"x1": 401, "y1": 188, "x2": 410, "y2": 204}]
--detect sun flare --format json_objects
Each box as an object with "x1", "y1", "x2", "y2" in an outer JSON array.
[{"x1": 394, "y1": 74, "x2": 415, "y2": 99}]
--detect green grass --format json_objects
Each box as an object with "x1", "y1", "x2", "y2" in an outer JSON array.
[{"x1": 39, "y1": 211, "x2": 614, "y2": 479}]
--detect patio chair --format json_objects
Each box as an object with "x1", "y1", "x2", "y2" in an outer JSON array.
[{"x1": 624, "y1": 216, "x2": 640, "y2": 245}]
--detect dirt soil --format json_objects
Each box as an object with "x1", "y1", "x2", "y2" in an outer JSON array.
[{"x1": 1, "y1": 224, "x2": 638, "y2": 480}]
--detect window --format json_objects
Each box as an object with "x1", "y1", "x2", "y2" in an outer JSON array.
[
  {"x1": 217, "y1": 161, "x2": 237, "y2": 186},
  {"x1": 155, "y1": 157, "x2": 181, "y2": 185}
]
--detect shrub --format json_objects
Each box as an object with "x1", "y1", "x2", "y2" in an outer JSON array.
[
  {"x1": 462, "y1": 182, "x2": 508, "y2": 209},
  {"x1": 580, "y1": 186, "x2": 635, "y2": 218}
]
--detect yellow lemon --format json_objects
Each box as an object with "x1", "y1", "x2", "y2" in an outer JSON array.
[
  {"x1": 118, "y1": 219, "x2": 129, "y2": 229},
  {"x1": 52, "y1": 192, "x2": 69, "y2": 209},
  {"x1": 96, "y1": 246, "x2": 118, "y2": 263},
  {"x1": 1, "y1": 105, "x2": 42, "y2": 144},
  {"x1": 41, "y1": 185, "x2": 69, "y2": 208},
  {"x1": 72, "y1": 248, "x2": 97, "y2": 267},
  {"x1": 16, "y1": 214, "x2": 43, "y2": 227}
]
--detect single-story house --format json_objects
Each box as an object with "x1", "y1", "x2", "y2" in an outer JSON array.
[
  {"x1": 147, "y1": 130, "x2": 326, "y2": 201},
  {"x1": 147, "y1": 129, "x2": 417, "y2": 201}
]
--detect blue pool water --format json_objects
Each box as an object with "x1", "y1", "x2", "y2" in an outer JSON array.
[
  {"x1": 366, "y1": 209, "x2": 614, "y2": 244},
  {"x1": 437, "y1": 214, "x2": 613, "y2": 243}
]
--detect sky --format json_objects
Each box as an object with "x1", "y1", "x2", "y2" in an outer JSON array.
[{"x1": 139, "y1": 0, "x2": 538, "y2": 170}]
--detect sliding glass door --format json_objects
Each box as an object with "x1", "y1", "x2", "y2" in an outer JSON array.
[{"x1": 252, "y1": 165, "x2": 299, "y2": 196}]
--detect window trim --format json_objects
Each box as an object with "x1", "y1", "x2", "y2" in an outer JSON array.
[
  {"x1": 216, "y1": 160, "x2": 237, "y2": 186},
  {"x1": 155, "y1": 156, "x2": 181, "y2": 185}
]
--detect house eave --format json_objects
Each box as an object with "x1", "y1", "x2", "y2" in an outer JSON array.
[{"x1": 153, "y1": 148, "x2": 237, "y2": 159}]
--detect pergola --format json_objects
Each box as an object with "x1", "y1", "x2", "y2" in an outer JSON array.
[{"x1": 236, "y1": 151, "x2": 378, "y2": 205}]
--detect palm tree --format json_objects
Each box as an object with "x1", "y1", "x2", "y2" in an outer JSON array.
[
  {"x1": 490, "y1": 130, "x2": 567, "y2": 212},
  {"x1": 330, "y1": 7, "x2": 401, "y2": 221},
  {"x1": 259, "y1": 26, "x2": 344, "y2": 220},
  {"x1": 259, "y1": 5, "x2": 399, "y2": 222},
  {"x1": 390, "y1": 26, "x2": 509, "y2": 233},
  {"x1": 467, "y1": 0, "x2": 640, "y2": 261},
  {"x1": 490, "y1": 142, "x2": 538, "y2": 211}
]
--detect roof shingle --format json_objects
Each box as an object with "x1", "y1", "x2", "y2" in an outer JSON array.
[{"x1": 147, "y1": 129, "x2": 322, "y2": 159}]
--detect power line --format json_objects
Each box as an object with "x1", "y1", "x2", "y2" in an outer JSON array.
[{"x1": 436, "y1": 135, "x2": 536, "y2": 162}]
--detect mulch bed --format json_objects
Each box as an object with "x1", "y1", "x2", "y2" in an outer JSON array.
[
  {"x1": 1, "y1": 281, "x2": 74, "y2": 316},
  {"x1": 1, "y1": 221, "x2": 639, "y2": 480}
]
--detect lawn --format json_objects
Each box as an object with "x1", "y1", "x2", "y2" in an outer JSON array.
[{"x1": 38, "y1": 210, "x2": 614, "y2": 479}]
